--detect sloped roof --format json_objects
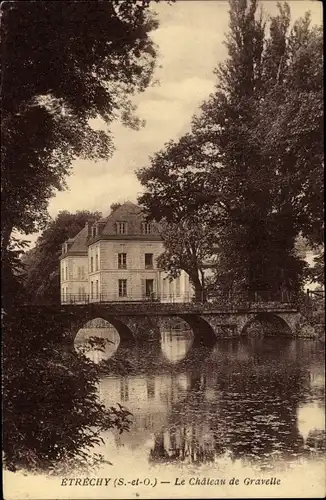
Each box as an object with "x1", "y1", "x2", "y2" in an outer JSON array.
[
  {"x1": 60, "y1": 226, "x2": 89, "y2": 259},
  {"x1": 60, "y1": 203, "x2": 162, "y2": 261},
  {"x1": 93, "y1": 201, "x2": 161, "y2": 239},
  {"x1": 69, "y1": 225, "x2": 89, "y2": 252}
]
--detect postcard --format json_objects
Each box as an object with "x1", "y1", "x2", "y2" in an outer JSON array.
[{"x1": 2, "y1": 0, "x2": 324, "y2": 499}]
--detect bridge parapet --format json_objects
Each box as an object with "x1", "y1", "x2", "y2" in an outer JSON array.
[
  {"x1": 13, "y1": 300, "x2": 303, "y2": 345},
  {"x1": 18, "y1": 301, "x2": 298, "y2": 317}
]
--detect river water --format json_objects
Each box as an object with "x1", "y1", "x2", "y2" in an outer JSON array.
[
  {"x1": 4, "y1": 320, "x2": 325, "y2": 499},
  {"x1": 74, "y1": 320, "x2": 325, "y2": 476}
]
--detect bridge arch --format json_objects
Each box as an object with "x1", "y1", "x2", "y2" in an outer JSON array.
[
  {"x1": 241, "y1": 312, "x2": 293, "y2": 337},
  {"x1": 178, "y1": 314, "x2": 217, "y2": 346},
  {"x1": 69, "y1": 313, "x2": 136, "y2": 345}
]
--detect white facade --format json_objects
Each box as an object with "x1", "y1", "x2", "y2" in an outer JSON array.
[
  {"x1": 60, "y1": 202, "x2": 193, "y2": 304},
  {"x1": 60, "y1": 255, "x2": 88, "y2": 303}
]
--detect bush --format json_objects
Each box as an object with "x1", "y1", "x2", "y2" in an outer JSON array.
[{"x1": 2, "y1": 311, "x2": 132, "y2": 473}]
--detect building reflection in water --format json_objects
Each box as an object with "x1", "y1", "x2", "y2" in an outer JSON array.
[
  {"x1": 73, "y1": 318, "x2": 325, "y2": 469},
  {"x1": 150, "y1": 426, "x2": 216, "y2": 464},
  {"x1": 96, "y1": 336, "x2": 325, "y2": 469},
  {"x1": 98, "y1": 371, "x2": 191, "y2": 450}
]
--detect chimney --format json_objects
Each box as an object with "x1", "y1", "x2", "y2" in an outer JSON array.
[
  {"x1": 62, "y1": 241, "x2": 70, "y2": 254},
  {"x1": 85, "y1": 221, "x2": 93, "y2": 239}
]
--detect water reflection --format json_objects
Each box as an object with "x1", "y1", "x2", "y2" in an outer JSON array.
[
  {"x1": 74, "y1": 318, "x2": 120, "y2": 362},
  {"x1": 161, "y1": 330, "x2": 193, "y2": 364},
  {"x1": 75, "y1": 317, "x2": 195, "y2": 365},
  {"x1": 99, "y1": 372, "x2": 190, "y2": 450},
  {"x1": 159, "y1": 317, "x2": 194, "y2": 364},
  {"x1": 97, "y1": 337, "x2": 325, "y2": 470}
]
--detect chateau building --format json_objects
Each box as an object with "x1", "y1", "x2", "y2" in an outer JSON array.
[{"x1": 59, "y1": 202, "x2": 193, "y2": 304}]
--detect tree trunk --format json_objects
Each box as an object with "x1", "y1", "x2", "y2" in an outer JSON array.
[
  {"x1": 1, "y1": 223, "x2": 14, "y2": 262},
  {"x1": 190, "y1": 273, "x2": 205, "y2": 303}
]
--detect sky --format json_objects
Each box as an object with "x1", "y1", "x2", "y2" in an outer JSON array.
[{"x1": 27, "y1": 0, "x2": 322, "y2": 245}]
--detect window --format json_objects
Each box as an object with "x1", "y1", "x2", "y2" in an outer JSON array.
[
  {"x1": 65, "y1": 266, "x2": 68, "y2": 280},
  {"x1": 91, "y1": 281, "x2": 94, "y2": 298},
  {"x1": 118, "y1": 253, "x2": 127, "y2": 269},
  {"x1": 145, "y1": 279, "x2": 154, "y2": 297},
  {"x1": 95, "y1": 254, "x2": 99, "y2": 271},
  {"x1": 142, "y1": 222, "x2": 152, "y2": 234},
  {"x1": 77, "y1": 266, "x2": 85, "y2": 279},
  {"x1": 90, "y1": 256, "x2": 94, "y2": 273},
  {"x1": 116, "y1": 222, "x2": 127, "y2": 234},
  {"x1": 169, "y1": 280, "x2": 173, "y2": 298},
  {"x1": 95, "y1": 280, "x2": 99, "y2": 298},
  {"x1": 145, "y1": 253, "x2": 153, "y2": 269},
  {"x1": 162, "y1": 278, "x2": 167, "y2": 298},
  {"x1": 118, "y1": 279, "x2": 127, "y2": 297},
  {"x1": 176, "y1": 276, "x2": 181, "y2": 297}
]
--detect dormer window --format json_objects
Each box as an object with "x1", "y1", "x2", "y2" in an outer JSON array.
[
  {"x1": 92, "y1": 226, "x2": 96, "y2": 238},
  {"x1": 142, "y1": 222, "x2": 152, "y2": 234},
  {"x1": 116, "y1": 222, "x2": 127, "y2": 235}
]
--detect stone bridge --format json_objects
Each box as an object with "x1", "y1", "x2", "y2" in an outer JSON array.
[{"x1": 17, "y1": 301, "x2": 304, "y2": 346}]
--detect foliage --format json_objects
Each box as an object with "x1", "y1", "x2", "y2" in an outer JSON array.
[
  {"x1": 1, "y1": 237, "x2": 30, "y2": 310},
  {"x1": 137, "y1": 134, "x2": 222, "y2": 222},
  {"x1": 257, "y1": 14, "x2": 323, "y2": 247},
  {"x1": 304, "y1": 253, "x2": 325, "y2": 286},
  {"x1": 190, "y1": 0, "x2": 316, "y2": 294},
  {"x1": 22, "y1": 210, "x2": 101, "y2": 304},
  {"x1": 157, "y1": 216, "x2": 218, "y2": 301},
  {"x1": 1, "y1": 0, "x2": 175, "y2": 476},
  {"x1": 137, "y1": 137, "x2": 224, "y2": 301},
  {"x1": 2, "y1": 311, "x2": 132, "y2": 473},
  {"x1": 1, "y1": 0, "x2": 162, "y2": 254},
  {"x1": 138, "y1": 0, "x2": 321, "y2": 295}
]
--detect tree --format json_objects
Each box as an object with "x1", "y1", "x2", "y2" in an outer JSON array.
[
  {"x1": 139, "y1": 0, "x2": 321, "y2": 296},
  {"x1": 3, "y1": 309, "x2": 132, "y2": 473},
  {"x1": 23, "y1": 210, "x2": 101, "y2": 304},
  {"x1": 137, "y1": 134, "x2": 224, "y2": 223},
  {"x1": 305, "y1": 253, "x2": 324, "y2": 287},
  {"x1": 257, "y1": 14, "x2": 323, "y2": 247},
  {"x1": 1, "y1": 0, "x2": 163, "y2": 256},
  {"x1": 157, "y1": 216, "x2": 218, "y2": 302},
  {"x1": 137, "y1": 136, "x2": 223, "y2": 301},
  {"x1": 190, "y1": 0, "x2": 307, "y2": 295},
  {"x1": 1, "y1": 237, "x2": 29, "y2": 310}
]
